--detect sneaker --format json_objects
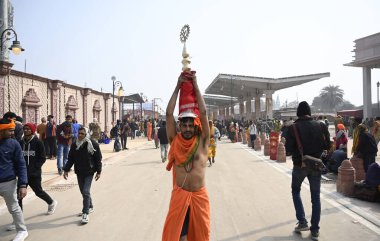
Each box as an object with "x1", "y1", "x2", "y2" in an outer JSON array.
[
  {"x1": 58, "y1": 169, "x2": 63, "y2": 176},
  {"x1": 77, "y1": 208, "x2": 94, "y2": 216},
  {"x1": 294, "y1": 222, "x2": 309, "y2": 232},
  {"x1": 12, "y1": 230, "x2": 28, "y2": 241},
  {"x1": 47, "y1": 200, "x2": 58, "y2": 215},
  {"x1": 81, "y1": 214, "x2": 89, "y2": 224},
  {"x1": 311, "y1": 231, "x2": 319, "y2": 241},
  {"x1": 6, "y1": 224, "x2": 16, "y2": 231}
]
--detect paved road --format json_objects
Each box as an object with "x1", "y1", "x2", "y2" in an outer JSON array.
[{"x1": 1, "y1": 138, "x2": 379, "y2": 241}]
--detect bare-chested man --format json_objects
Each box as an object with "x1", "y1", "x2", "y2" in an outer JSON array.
[{"x1": 162, "y1": 73, "x2": 210, "y2": 241}]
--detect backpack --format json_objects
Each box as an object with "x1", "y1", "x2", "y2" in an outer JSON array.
[
  {"x1": 114, "y1": 137, "x2": 121, "y2": 152},
  {"x1": 110, "y1": 126, "x2": 118, "y2": 138}
]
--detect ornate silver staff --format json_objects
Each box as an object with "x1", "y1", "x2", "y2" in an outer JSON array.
[{"x1": 180, "y1": 24, "x2": 191, "y2": 71}]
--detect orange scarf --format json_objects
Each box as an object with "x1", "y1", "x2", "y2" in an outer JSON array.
[
  {"x1": 0, "y1": 120, "x2": 15, "y2": 130},
  {"x1": 166, "y1": 117, "x2": 202, "y2": 171}
]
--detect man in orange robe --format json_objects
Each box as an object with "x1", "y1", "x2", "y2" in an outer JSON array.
[
  {"x1": 147, "y1": 119, "x2": 152, "y2": 141},
  {"x1": 162, "y1": 73, "x2": 210, "y2": 241}
]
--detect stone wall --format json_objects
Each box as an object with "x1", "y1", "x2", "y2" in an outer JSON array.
[{"x1": 0, "y1": 61, "x2": 120, "y2": 133}]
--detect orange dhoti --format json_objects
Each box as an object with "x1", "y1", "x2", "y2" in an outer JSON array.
[{"x1": 162, "y1": 185, "x2": 210, "y2": 241}]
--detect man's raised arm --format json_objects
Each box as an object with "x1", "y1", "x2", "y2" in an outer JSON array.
[
  {"x1": 192, "y1": 75, "x2": 210, "y2": 140},
  {"x1": 166, "y1": 76, "x2": 182, "y2": 143}
]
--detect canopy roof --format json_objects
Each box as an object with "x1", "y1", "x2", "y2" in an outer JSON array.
[
  {"x1": 344, "y1": 32, "x2": 380, "y2": 68},
  {"x1": 122, "y1": 93, "x2": 146, "y2": 104},
  {"x1": 205, "y1": 72, "x2": 330, "y2": 99},
  {"x1": 204, "y1": 94, "x2": 238, "y2": 108}
]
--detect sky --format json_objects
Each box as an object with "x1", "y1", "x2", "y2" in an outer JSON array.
[{"x1": 8, "y1": 0, "x2": 380, "y2": 112}]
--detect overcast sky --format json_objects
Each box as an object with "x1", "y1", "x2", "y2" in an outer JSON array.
[{"x1": 9, "y1": 0, "x2": 380, "y2": 111}]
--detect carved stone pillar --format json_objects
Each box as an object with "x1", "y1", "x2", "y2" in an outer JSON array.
[
  {"x1": 230, "y1": 104, "x2": 235, "y2": 118},
  {"x1": 48, "y1": 80, "x2": 62, "y2": 120},
  {"x1": 213, "y1": 111, "x2": 218, "y2": 120},
  {"x1": 255, "y1": 94, "x2": 261, "y2": 119},
  {"x1": 239, "y1": 101, "x2": 244, "y2": 118},
  {"x1": 264, "y1": 90, "x2": 274, "y2": 119},
  {"x1": 103, "y1": 93, "x2": 111, "y2": 133},
  {"x1": 246, "y1": 98, "x2": 252, "y2": 120},
  {"x1": 219, "y1": 107, "x2": 224, "y2": 120},
  {"x1": 81, "y1": 88, "x2": 91, "y2": 127}
]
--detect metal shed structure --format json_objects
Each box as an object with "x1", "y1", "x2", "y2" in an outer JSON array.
[
  {"x1": 344, "y1": 32, "x2": 380, "y2": 118},
  {"x1": 204, "y1": 72, "x2": 330, "y2": 120}
]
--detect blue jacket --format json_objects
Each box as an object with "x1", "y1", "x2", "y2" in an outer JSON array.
[{"x1": 0, "y1": 138, "x2": 28, "y2": 187}]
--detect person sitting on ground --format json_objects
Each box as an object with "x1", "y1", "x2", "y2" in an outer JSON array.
[
  {"x1": 334, "y1": 124, "x2": 348, "y2": 150},
  {"x1": 328, "y1": 144, "x2": 348, "y2": 174},
  {"x1": 365, "y1": 162, "x2": 380, "y2": 189}
]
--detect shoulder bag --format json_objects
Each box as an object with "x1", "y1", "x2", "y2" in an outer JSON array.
[{"x1": 292, "y1": 124, "x2": 326, "y2": 172}]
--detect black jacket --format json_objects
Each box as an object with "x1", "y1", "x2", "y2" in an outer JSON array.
[
  {"x1": 356, "y1": 132, "x2": 378, "y2": 157},
  {"x1": 285, "y1": 117, "x2": 331, "y2": 167},
  {"x1": 19, "y1": 135, "x2": 46, "y2": 177},
  {"x1": 157, "y1": 126, "x2": 168, "y2": 144},
  {"x1": 65, "y1": 139, "x2": 102, "y2": 175}
]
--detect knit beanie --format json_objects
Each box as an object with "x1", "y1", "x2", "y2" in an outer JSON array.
[
  {"x1": 24, "y1": 123, "x2": 36, "y2": 134},
  {"x1": 296, "y1": 101, "x2": 311, "y2": 117}
]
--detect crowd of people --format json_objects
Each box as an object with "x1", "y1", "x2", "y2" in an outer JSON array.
[
  {"x1": 0, "y1": 112, "x2": 105, "y2": 241},
  {"x1": 2, "y1": 98, "x2": 380, "y2": 241}
]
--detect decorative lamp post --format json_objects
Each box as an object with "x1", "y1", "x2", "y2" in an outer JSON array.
[
  {"x1": 0, "y1": 28, "x2": 25, "y2": 111},
  {"x1": 111, "y1": 76, "x2": 123, "y2": 125},
  {"x1": 0, "y1": 28, "x2": 25, "y2": 58}
]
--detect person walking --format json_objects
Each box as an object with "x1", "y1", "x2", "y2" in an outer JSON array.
[
  {"x1": 120, "y1": 119, "x2": 130, "y2": 150},
  {"x1": 89, "y1": 118, "x2": 101, "y2": 142},
  {"x1": 157, "y1": 121, "x2": 169, "y2": 162},
  {"x1": 249, "y1": 120, "x2": 257, "y2": 149},
  {"x1": 162, "y1": 73, "x2": 210, "y2": 241},
  {"x1": 56, "y1": 115, "x2": 73, "y2": 175},
  {"x1": 37, "y1": 117, "x2": 48, "y2": 156},
  {"x1": 285, "y1": 101, "x2": 331, "y2": 241},
  {"x1": 72, "y1": 119, "x2": 81, "y2": 143},
  {"x1": 63, "y1": 127, "x2": 102, "y2": 224},
  {"x1": 208, "y1": 120, "x2": 220, "y2": 167},
  {"x1": 130, "y1": 119, "x2": 138, "y2": 140},
  {"x1": 45, "y1": 115, "x2": 57, "y2": 160},
  {"x1": 20, "y1": 123, "x2": 58, "y2": 213},
  {"x1": 147, "y1": 119, "x2": 152, "y2": 141},
  {"x1": 6, "y1": 123, "x2": 58, "y2": 231},
  {"x1": 0, "y1": 118, "x2": 29, "y2": 241},
  {"x1": 3, "y1": 112, "x2": 23, "y2": 141}
]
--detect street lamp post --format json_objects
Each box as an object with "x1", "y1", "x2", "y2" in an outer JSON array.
[
  {"x1": 0, "y1": 28, "x2": 25, "y2": 59},
  {"x1": 0, "y1": 28, "x2": 25, "y2": 111},
  {"x1": 111, "y1": 76, "x2": 123, "y2": 125},
  {"x1": 152, "y1": 97, "x2": 162, "y2": 120}
]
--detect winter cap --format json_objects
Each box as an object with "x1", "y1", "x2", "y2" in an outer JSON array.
[
  {"x1": 23, "y1": 123, "x2": 36, "y2": 134},
  {"x1": 296, "y1": 101, "x2": 311, "y2": 117},
  {"x1": 337, "y1": 124, "x2": 345, "y2": 130}
]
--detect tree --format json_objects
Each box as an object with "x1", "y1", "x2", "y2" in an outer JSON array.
[
  {"x1": 319, "y1": 85, "x2": 344, "y2": 112},
  {"x1": 336, "y1": 100, "x2": 356, "y2": 111}
]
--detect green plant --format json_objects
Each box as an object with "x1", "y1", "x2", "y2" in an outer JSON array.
[{"x1": 273, "y1": 119, "x2": 281, "y2": 132}]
